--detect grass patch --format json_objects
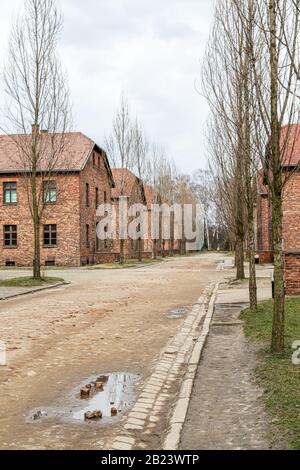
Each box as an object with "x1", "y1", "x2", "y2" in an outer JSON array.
[
  {"x1": 0, "y1": 276, "x2": 64, "y2": 287},
  {"x1": 90, "y1": 258, "x2": 162, "y2": 270},
  {"x1": 240, "y1": 298, "x2": 300, "y2": 449}
]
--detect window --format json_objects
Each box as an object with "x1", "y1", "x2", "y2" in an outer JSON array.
[
  {"x1": 44, "y1": 224, "x2": 57, "y2": 246},
  {"x1": 98, "y1": 155, "x2": 101, "y2": 168},
  {"x1": 86, "y1": 183, "x2": 89, "y2": 207},
  {"x1": 6, "y1": 261, "x2": 16, "y2": 267},
  {"x1": 95, "y1": 187, "x2": 99, "y2": 208},
  {"x1": 3, "y1": 182, "x2": 17, "y2": 204},
  {"x1": 4, "y1": 225, "x2": 17, "y2": 247},
  {"x1": 45, "y1": 259, "x2": 56, "y2": 267},
  {"x1": 104, "y1": 191, "x2": 107, "y2": 204},
  {"x1": 93, "y1": 153, "x2": 96, "y2": 166},
  {"x1": 43, "y1": 181, "x2": 57, "y2": 204},
  {"x1": 86, "y1": 224, "x2": 90, "y2": 248}
]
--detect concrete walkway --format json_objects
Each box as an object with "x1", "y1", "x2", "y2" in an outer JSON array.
[{"x1": 180, "y1": 278, "x2": 275, "y2": 450}]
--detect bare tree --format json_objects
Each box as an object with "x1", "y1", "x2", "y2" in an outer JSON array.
[
  {"x1": 132, "y1": 119, "x2": 148, "y2": 261},
  {"x1": 192, "y1": 169, "x2": 215, "y2": 251},
  {"x1": 2, "y1": 0, "x2": 72, "y2": 279},
  {"x1": 105, "y1": 95, "x2": 135, "y2": 264},
  {"x1": 202, "y1": 0, "x2": 247, "y2": 282},
  {"x1": 233, "y1": 0, "x2": 300, "y2": 352},
  {"x1": 144, "y1": 143, "x2": 165, "y2": 259}
]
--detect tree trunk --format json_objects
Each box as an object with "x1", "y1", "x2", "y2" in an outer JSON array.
[
  {"x1": 32, "y1": 170, "x2": 41, "y2": 280},
  {"x1": 235, "y1": 235, "x2": 245, "y2": 280},
  {"x1": 248, "y1": 214, "x2": 257, "y2": 311},
  {"x1": 235, "y1": 151, "x2": 245, "y2": 280},
  {"x1": 206, "y1": 217, "x2": 210, "y2": 250},
  {"x1": 269, "y1": 0, "x2": 285, "y2": 354},
  {"x1": 271, "y1": 190, "x2": 285, "y2": 352},
  {"x1": 153, "y1": 239, "x2": 157, "y2": 259},
  {"x1": 33, "y1": 217, "x2": 41, "y2": 279},
  {"x1": 170, "y1": 238, "x2": 174, "y2": 257},
  {"x1": 120, "y1": 239, "x2": 125, "y2": 265},
  {"x1": 138, "y1": 237, "x2": 142, "y2": 262}
]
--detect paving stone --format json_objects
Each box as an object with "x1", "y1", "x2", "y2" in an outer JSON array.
[
  {"x1": 135, "y1": 403, "x2": 152, "y2": 410},
  {"x1": 125, "y1": 424, "x2": 143, "y2": 431},
  {"x1": 164, "y1": 424, "x2": 183, "y2": 450},
  {"x1": 115, "y1": 436, "x2": 135, "y2": 445},
  {"x1": 140, "y1": 393, "x2": 156, "y2": 400},
  {"x1": 132, "y1": 407, "x2": 150, "y2": 414},
  {"x1": 180, "y1": 379, "x2": 194, "y2": 399},
  {"x1": 145, "y1": 385, "x2": 161, "y2": 392},
  {"x1": 149, "y1": 416, "x2": 160, "y2": 423},
  {"x1": 113, "y1": 442, "x2": 132, "y2": 450},
  {"x1": 138, "y1": 398, "x2": 155, "y2": 404},
  {"x1": 129, "y1": 411, "x2": 148, "y2": 420},
  {"x1": 128, "y1": 418, "x2": 145, "y2": 426},
  {"x1": 170, "y1": 398, "x2": 189, "y2": 424}
]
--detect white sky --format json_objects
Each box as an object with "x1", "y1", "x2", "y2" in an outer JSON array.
[{"x1": 0, "y1": 0, "x2": 214, "y2": 175}]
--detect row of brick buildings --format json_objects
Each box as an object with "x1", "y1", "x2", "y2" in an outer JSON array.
[
  {"x1": 0, "y1": 131, "x2": 180, "y2": 267},
  {"x1": 255, "y1": 124, "x2": 300, "y2": 295}
]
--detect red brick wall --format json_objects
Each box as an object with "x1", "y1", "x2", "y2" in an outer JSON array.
[
  {"x1": 0, "y1": 149, "x2": 114, "y2": 267},
  {"x1": 112, "y1": 179, "x2": 146, "y2": 259},
  {"x1": 282, "y1": 173, "x2": 300, "y2": 251},
  {"x1": 257, "y1": 251, "x2": 274, "y2": 264},
  {"x1": 284, "y1": 253, "x2": 300, "y2": 295},
  {"x1": 256, "y1": 193, "x2": 272, "y2": 253},
  {"x1": 0, "y1": 173, "x2": 81, "y2": 267},
  {"x1": 79, "y1": 149, "x2": 113, "y2": 265}
]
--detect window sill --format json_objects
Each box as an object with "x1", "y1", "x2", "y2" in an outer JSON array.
[
  {"x1": 3, "y1": 246, "x2": 18, "y2": 249},
  {"x1": 3, "y1": 203, "x2": 18, "y2": 206},
  {"x1": 43, "y1": 245, "x2": 57, "y2": 249}
]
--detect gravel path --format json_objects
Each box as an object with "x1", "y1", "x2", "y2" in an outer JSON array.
[
  {"x1": 180, "y1": 304, "x2": 273, "y2": 450},
  {"x1": 0, "y1": 253, "x2": 225, "y2": 450}
]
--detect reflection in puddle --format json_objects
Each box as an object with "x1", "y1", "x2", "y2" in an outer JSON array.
[
  {"x1": 73, "y1": 373, "x2": 137, "y2": 422},
  {"x1": 167, "y1": 306, "x2": 189, "y2": 319},
  {"x1": 27, "y1": 372, "x2": 140, "y2": 425}
]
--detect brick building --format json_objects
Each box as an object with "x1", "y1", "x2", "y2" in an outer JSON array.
[
  {"x1": 256, "y1": 124, "x2": 300, "y2": 294},
  {"x1": 255, "y1": 170, "x2": 273, "y2": 264},
  {"x1": 0, "y1": 132, "x2": 115, "y2": 267},
  {"x1": 144, "y1": 185, "x2": 162, "y2": 258},
  {"x1": 111, "y1": 168, "x2": 151, "y2": 260}
]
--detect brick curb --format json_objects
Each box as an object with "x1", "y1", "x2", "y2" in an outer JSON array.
[
  {"x1": 163, "y1": 283, "x2": 219, "y2": 450},
  {"x1": 109, "y1": 282, "x2": 218, "y2": 451},
  {"x1": 0, "y1": 281, "x2": 70, "y2": 301}
]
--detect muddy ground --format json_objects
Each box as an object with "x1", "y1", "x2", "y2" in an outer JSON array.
[{"x1": 0, "y1": 253, "x2": 225, "y2": 450}]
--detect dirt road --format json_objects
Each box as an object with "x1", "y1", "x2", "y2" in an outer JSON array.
[{"x1": 0, "y1": 253, "x2": 225, "y2": 450}]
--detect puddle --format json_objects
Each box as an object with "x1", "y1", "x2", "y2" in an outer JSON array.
[
  {"x1": 167, "y1": 306, "x2": 189, "y2": 319},
  {"x1": 27, "y1": 372, "x2": 140, "y2": 425}
]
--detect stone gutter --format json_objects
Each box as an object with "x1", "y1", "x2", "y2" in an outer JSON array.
[{"x1": 0, "y1": 281, "x2": 71, "y2": 301}]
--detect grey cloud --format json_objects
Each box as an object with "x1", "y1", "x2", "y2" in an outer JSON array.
[{"x1": 0, "y1": 0, "x2": 213, "y2": 174}]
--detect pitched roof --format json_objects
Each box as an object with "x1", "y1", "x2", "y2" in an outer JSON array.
[
  {"x1": 111, "y1": 168, "x2": 140, "y2": 198},
  {"x1": 0, "y1": 132, "x2": 114, "y2": 185},
  {"x1": 144, "y1": 185, "x2": 161, "y2": 208},
  {"x1": 144, "y1": 185, "x2": 155, "y2": 209}
]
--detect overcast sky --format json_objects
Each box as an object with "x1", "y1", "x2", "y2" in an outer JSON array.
[{"x1": 0, "y1": 0, "x2": 214, "y2": 175}]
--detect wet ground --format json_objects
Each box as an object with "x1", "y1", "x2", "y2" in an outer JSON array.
[
  {"x1": 0, "y1": 253, "x2": 226, "y2": 450},
  {"x1": 27, "y1": 372, "x2": 140, "y2": 425}
]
